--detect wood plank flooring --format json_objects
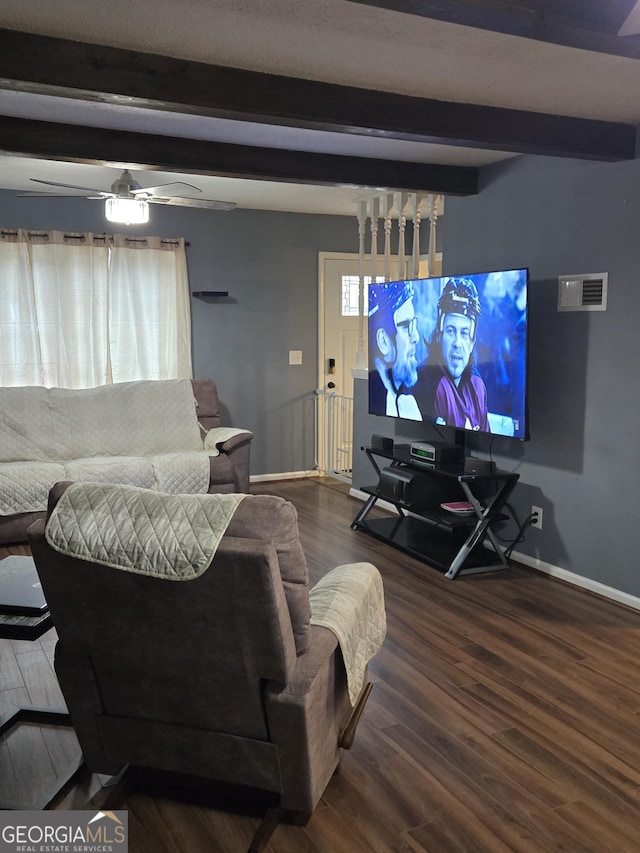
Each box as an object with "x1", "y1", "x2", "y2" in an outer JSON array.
[{"x1": 2, "y1": 478, "x2": 640, "y2": 850}]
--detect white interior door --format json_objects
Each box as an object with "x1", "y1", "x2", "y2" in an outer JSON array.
[{"x1": 317, "y1": 253, "x2": 386, "y2": 474}]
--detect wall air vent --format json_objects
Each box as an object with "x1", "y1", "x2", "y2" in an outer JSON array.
[{"x1": 557, "y1": 273, "x2": 608, "y2": 312}]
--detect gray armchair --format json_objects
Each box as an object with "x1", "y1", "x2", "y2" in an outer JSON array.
[{"x1": 28, "y1": 482, "x2": 385, "y2": 851}]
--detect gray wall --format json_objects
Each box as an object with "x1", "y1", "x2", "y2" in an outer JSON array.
[
  {"x1": 0, "y1": 189, "x2": 356, "y2": 476},
  {"x1": 354, "y1": 152, "x2": 640, "y2": 598}
]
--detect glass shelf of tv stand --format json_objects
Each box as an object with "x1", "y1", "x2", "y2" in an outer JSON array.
[{"x1": 352, "y1": 444, "x2": 519, "y2": 580}]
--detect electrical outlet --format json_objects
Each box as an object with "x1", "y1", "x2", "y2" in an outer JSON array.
[{"x1": 531, "y1": 505, "x2": 543, "y2": 530}]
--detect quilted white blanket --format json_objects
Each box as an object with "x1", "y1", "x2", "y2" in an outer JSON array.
[
  {"x1": 0, "y1": 379, "x2": 204, "y2": 460},
  {"x1": 45, "y1": 482, "x2": 246, "y2": 578},
  {"x1": 0, "y1": 379, "x2": 212, "y2": 514},
  {"x1": 309, "y1": 562, "x2": 386, "y2": 705}
]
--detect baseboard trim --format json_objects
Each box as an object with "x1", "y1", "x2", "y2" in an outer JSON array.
[
  {"x1": 349, "y1": 487, "x2": 640, "y2": 613},
  {"x1": 251, "y1": 470, "x2": 320, "y2": 483},
  {"x1": 506, "y1": 550, "x2": 640, "y2": 612}
]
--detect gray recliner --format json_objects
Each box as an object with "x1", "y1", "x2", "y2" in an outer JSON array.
[{"x1": 28, "y1": 482, "x2": 385, "y2": 851}]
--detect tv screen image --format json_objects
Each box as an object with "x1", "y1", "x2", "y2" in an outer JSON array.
[{"x1": 368, "y1": 268, "x2": 529, "y2": 440}]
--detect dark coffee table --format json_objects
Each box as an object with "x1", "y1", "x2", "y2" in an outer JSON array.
[
  {"x1": 0, "y1": 555, "x2": 82, "y2": 809},
  {"x1": 0, "y1": 606, "x2": 52, "y2": 641}
]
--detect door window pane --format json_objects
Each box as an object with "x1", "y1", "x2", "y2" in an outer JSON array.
[{"x1": 341, "y1": 275, "x2": 384, "y2": 316}]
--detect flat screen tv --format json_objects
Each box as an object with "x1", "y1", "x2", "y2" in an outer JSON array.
[{"x1": 368, "y1": 268, "x2": 529, "y2": 440}]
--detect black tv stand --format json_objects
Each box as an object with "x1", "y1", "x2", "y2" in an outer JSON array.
[{"x1": 351, "y1": 444, "x2": 519, "y2": 580}]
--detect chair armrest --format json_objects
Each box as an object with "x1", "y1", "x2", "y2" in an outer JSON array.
[
  {"x1": 54, "y1": 650, "x2": 124, "y2": 775},
  {"x1": 264, "y1": 625, "x2": 352, "y2": 814},
  {"x1": 270, "y1": 624, "x2": 338, "y2": 698}
]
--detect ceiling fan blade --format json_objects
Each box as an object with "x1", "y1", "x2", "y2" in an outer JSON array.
[
  {"x1": 132, "y1": 181, "x2": 203, "y2": 197},
  {"x1": 151, "y1": 196, "x2": 236, "y2": 211},
  {"x1": 619, "y1": 0, "x2": 640, "y2": 35},
  {"x1": 18, "y1": 191, "x2": 79, "y2": 198},
  {"x1": 18, "y1": 191, "x2": 112, "y2": 199},
  {"x1": 29, "y1": 178, "x2": 111, "y2": 195}
]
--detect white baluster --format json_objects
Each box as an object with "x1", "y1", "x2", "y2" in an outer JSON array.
[
  {"x1": 356, "y1": 200, "x2": 368, "y2": 370},
  {"x1": 382, "y1": 193, "x2": 393, "y2": 281},
  {"x1": 369, "y1": 196, "x2": 380, "y2": 290},
  {"x1": 428, "y1": 194, "x2": 441, "y2": 276},
  {"x1": 410, "y1": 193, "x2": 421, "y2": 279},
  {"x1": 395, "y1": 192, "x2": 408, "y2": 281}
]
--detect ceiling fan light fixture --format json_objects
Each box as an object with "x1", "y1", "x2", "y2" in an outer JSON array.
[{"x1": 105, "y1": 197, "x2": 149, "y2": 225}]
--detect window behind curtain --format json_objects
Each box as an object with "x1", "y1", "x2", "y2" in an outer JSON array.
[{"x1": 0, "y1": 229, "x2": 191, "y2": 388}]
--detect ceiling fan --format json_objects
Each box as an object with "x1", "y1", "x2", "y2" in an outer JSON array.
[{"x1": 18, "y1": 169, "x2": 236, "y2": 224}]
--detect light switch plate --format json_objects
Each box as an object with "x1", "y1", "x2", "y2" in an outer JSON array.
[{"x1": 289, "y1": 350, "x2": 303, "y2": 365}]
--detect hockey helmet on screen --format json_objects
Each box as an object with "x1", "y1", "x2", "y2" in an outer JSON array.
[{"x1": 436, "y1": 278, "x2": 481, "y2": 340}]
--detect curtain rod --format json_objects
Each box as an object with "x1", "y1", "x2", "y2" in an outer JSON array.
[{"x1": 0, "y1": 230, "x2": 190, "y2": 246}]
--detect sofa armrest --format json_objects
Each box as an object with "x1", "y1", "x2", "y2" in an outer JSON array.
[
  {"x1": 203, "y1": 427, "x2": 253, "y2": 456},
  {"x1": 215, "y1": 431, "x2": 254, "y2": 453},
  {"x1": 204, "y1": 428, "x2": 253, "y2": 493}
]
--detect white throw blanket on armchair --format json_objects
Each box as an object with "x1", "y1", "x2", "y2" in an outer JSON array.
[{"x1": 309, "y1": 562, "x2": 386, "y2": 705}]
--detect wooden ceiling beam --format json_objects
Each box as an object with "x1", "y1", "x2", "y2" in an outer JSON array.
[
  {"x1": 0, "y1": 116, "x2": 479, "y2": 196},
  {"x1": 0, "y1": 28, "x2": 636, "y2": 162}
]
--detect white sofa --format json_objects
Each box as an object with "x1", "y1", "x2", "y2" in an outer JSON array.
[{"x1": 0, "y1": 378, "x2": 252, "y2": 544}]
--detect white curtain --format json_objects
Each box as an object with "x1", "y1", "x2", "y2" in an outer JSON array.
[{"x1": 0, "y1": 229, "x2": 191, "y2": 388}]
